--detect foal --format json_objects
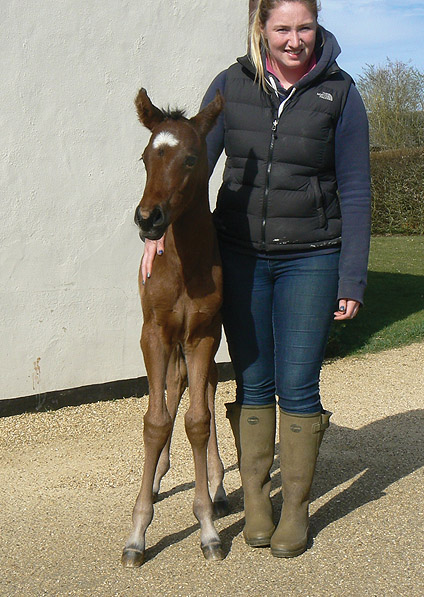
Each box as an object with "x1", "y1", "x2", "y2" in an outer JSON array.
[{"x1": 122, "y1": 89, "x2": 227, "y2": 567}]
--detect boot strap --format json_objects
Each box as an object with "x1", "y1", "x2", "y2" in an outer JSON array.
[{"x1": 312, "y1": 419, "x2": 330, "y2": 433}]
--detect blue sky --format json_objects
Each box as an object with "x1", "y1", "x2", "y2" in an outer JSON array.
[{"x1": 319, "y1": 0, "x2": 424, "y2": 79}]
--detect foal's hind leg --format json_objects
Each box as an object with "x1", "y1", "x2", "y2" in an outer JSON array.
[
  {"x1": 184, "y1": 337, "x2": 223, "y2": 561},
  {"x1": 122, "y1": 327, "x2": 173, "y2": 568},
  {"x1": 153, "y1": 346, "x2": 188, "y2": 499},
  {"x1": 207, "y1": 361, "x2": 229, "y2": 517}
]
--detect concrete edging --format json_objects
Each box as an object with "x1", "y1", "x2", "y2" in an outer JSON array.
[{"x1": 0, "y1": 362, "x2": 235, "y2": 418}]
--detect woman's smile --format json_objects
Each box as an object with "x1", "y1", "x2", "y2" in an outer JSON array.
[{"x1": 262, "y1": 2, "x2": 317, "y2": 82}]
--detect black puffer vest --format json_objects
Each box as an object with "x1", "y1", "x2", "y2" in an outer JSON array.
[{"x1": 214, "y1": 41, "x2": 352, "y2": 253}]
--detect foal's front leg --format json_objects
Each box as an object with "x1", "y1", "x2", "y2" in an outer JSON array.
[
  {"x1": 153, "y1": 345, "x2": 188, "y2": 499},
  {"x1": 122, "y1": 326, "x2": 173, "y2": 568},
  {"x1": 207, "y1": 361, "x2": 229, "y2": 517},
  {"x1": 184, "y1": 337, "x2": 224, "y2": 561}
]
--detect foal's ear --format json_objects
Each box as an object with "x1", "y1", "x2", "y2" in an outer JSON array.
[
  {"x1": 190, "y1": 90, "x2": 224, "y2": 138},
  {"x1": 135, "y1": 88, "x2": 165, "y2": 131}
]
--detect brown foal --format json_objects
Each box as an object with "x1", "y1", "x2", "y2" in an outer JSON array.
[{"x1": 122, "y1": 89, "x2": 227, "y2": 567}]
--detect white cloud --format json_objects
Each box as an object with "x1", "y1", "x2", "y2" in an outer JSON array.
[
  {"x1": 319, "y1": 0, "x2": 424, "y2": 77},
  {"x1": 323, "y1": 0, "x2": 424, "y2": 14}
]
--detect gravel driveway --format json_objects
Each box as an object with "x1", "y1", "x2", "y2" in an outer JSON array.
[{"x1": 1, "y1": 343, "x2": 423, "y2": 596}]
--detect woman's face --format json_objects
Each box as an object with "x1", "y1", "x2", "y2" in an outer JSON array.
[{"x1": 262, "y1": 2, "x2": 317, "y2": 73}]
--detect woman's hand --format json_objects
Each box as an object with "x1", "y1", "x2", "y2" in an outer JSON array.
[
  {"x1": 334, "y1": 299, "x2": 361, "y2": 320},
  {"x1": 141, "y1": 235, "x2": 165, "y2": 284}
]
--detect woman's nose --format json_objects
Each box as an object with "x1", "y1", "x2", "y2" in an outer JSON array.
[{"x1": 288, "y1": 31, "x2": 300, "y2": 47}]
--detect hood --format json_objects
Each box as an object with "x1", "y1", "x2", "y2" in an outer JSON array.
[{"x1": 300, "y1": 26, "x2": 341, "y2": 88}]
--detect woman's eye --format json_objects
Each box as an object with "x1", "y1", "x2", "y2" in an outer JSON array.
[{"x1": 185, "y1": 155, "x2": 197, "y2": 168}]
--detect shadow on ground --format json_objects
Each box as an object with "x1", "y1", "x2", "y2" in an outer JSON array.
[{"x1": 143, "y1": 409, "x2": 424, "y2": 561}]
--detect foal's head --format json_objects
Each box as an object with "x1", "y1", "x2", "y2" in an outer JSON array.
[{"x1": 134, "y1": 88, "x2": 223, "y2": 240}]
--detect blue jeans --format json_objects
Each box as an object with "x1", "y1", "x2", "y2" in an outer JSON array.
[{"x1": 220, "y1": 244, "x2": 340, "y2": 414}]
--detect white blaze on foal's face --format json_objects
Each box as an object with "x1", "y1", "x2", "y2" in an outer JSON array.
[{"x1": 152, "y1": 131, "x2": 179, "y2": 150}]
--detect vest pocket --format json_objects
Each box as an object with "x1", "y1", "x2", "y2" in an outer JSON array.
[{"x1": 310, "y1": 176, "x2": 327, "y2": 228}]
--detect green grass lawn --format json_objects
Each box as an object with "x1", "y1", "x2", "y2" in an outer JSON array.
[{"x1": 326, "y1": 236, "x2": 424, "y2": 359}]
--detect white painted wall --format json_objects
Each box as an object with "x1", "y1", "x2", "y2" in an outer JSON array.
[{"x1": 1, "y1": 0, "x2": 247, "y2": 400}]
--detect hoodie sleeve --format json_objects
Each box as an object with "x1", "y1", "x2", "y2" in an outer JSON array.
[
  {"x1": 335, "y1": 83, "x2": 372, "y2": 305},
  {"x1": 200, "y1": 70, "x2": 227, "y2": 175}
]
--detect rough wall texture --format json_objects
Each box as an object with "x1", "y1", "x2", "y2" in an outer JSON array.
[{"x1": 1, "y1": 0, "x2": 247, "y2": 399}]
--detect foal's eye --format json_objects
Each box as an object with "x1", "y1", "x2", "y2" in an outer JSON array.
[{"x1": 184, "y1": 155, "x2": 197, "y2": 168}]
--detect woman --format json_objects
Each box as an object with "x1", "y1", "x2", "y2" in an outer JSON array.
[{"x1": 143, "y1": 0, "x2": 371, "y2": 558}]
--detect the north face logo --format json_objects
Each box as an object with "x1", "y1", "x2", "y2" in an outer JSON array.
[{"x1": 317, "y1": 91, "x2": 333, "y2": 101}]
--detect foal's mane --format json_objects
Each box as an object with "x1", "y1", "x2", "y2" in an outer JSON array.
[{"x1": 160, "y1": 107, "x2": 187, "y2": 121}]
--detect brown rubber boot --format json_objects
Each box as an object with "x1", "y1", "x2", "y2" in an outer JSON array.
[
  {"x1": 270, "y1": 409, "x2": 331, "y2": 558},
  {"x1": 226, "y1": 402, "x2": 276, "y2": 547}
]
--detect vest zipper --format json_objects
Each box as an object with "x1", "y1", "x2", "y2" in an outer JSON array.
[{"x1": 260, "y1": 88, "x2": 296, "y2": 249}]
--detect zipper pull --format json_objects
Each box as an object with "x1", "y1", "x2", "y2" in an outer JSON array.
[{"x1": 272, "y1": 119, "x2": 278, "y2": 132}]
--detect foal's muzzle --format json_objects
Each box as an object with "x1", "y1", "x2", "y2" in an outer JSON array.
[{"x1": 134, "y1": 204, "x2": 169, "y2": 240}]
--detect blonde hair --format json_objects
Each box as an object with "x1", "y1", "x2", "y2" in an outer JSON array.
[{"x1": 249, "y1": 0, "x2": 321, "y2": 92}]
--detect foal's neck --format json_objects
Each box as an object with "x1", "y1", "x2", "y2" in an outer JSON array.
[{"x1": 168, "y1": 186, "x2": 217, "y2": 267}]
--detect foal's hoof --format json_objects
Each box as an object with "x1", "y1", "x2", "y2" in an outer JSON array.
[
  {"x1": 213, "y1": 498, "x2": 230, "y2": 518},
  {"x1": 201, "y1": 541, "x2": 224, "y2": 562},
  {"x1": 121, "y1": 547, "x2": 145, "y2": 568}
]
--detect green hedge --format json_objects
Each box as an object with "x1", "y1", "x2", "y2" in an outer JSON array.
[{"x1": 370, "y1": 147, "x2": 424, "y2": 234}]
